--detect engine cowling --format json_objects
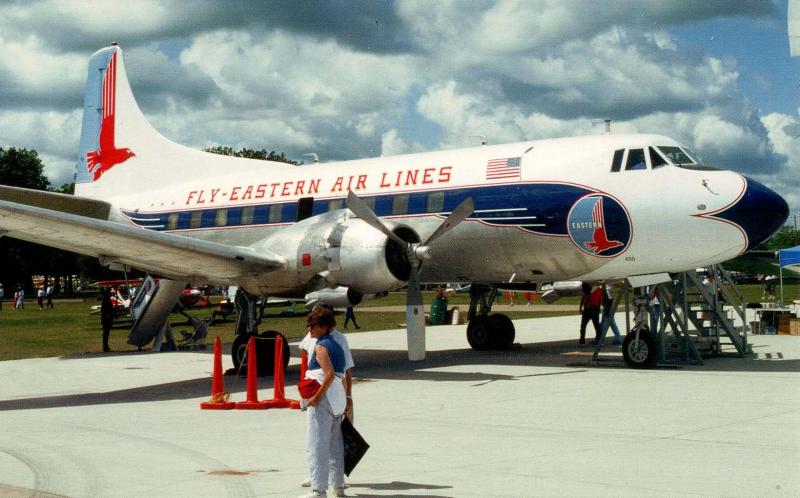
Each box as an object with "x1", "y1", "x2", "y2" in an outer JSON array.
[
  {"x1": 328, "y1": 217, "x2": 419, "y2": 293},
  {"x1": 252, "y1": 210, "x2": 419, "y2": 295}
]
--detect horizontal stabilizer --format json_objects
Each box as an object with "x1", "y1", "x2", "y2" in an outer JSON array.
[
  {"x1": 0, "y1": 185, "x2": 110, "y2": 219},
  {"x1": 0, "y1": 200, "x2": 286, "y2": 283}
]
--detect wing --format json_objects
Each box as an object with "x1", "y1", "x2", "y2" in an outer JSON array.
[{"x1": 0, "y1": 199, "x2": 286, "y2": 283}]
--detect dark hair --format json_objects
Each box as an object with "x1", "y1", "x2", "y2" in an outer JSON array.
[{"x1": 307, "y1": 306, "x2": 336, "y2": 331}]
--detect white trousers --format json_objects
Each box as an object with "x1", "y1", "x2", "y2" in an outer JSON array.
[{"x1": 307, "y1": 395, "x2": 345, "y2": 492}]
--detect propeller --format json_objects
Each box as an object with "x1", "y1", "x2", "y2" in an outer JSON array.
[{"x1": 346, "y1": 190, "x2": 474, "y2": 360}]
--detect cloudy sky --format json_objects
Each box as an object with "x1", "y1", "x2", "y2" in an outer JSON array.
[{"x1": 1, "y1": 0, "x2": 799, "y2": 214}]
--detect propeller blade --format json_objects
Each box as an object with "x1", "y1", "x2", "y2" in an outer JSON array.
[
  {"x1": 346, "y1": 190, "x2": 407, "y2": 247},
  {"x1": 405, "y1": 261, "x2": 426, "y2": 361},
  {"x1": 422, "y1": 196, "x2": 474, "y2": 246}
]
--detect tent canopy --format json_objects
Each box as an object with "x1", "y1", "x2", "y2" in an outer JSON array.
[{"x1": 778, "y1": 245, "x2": 800, "y2": 268}]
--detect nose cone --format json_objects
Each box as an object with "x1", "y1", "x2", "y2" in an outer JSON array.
[{"x1": 714, "y1": 177, "x2": 788, "y2": 251}]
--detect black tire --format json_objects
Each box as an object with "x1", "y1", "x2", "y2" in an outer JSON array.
[
  {"x1": 231, "y1": 333, "x2": 253, "y2": 373},
  {"x1": 231, "y1": 331, "x2": 290, "y2": 376},
  {"x1": 489, "y1": 314, "x2": 515, "y2": 350},
  {"x1": 257, "y1": 330, "x2": 290, "y2": 376},
  {"x1": 467, "y1": 315, "x2": 492, "y2": 350},
  {"x1": 622, "y1": 327, "x2": 657, "y2": 369}
]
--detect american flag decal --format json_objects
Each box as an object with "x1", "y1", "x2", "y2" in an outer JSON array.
[{"x1": 486, "y1": 156, "x2": 521, "y2": 180}]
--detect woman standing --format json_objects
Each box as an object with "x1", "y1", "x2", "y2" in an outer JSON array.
[{"x1": 302, "y1": 307, "x2": 347, "y2": 498}]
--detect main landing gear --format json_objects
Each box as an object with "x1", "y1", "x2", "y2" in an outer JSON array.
[
  {"x1": 465, "y1": 284, "x2": 515, "y2": 350},
  {"x1": 231, "y1": 289, "x2": 290, "y2": 376}
]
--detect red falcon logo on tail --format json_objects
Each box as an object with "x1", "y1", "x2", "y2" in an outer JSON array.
[{"x1": 86, "y1": 52, "x2": 135, "y2": 181}]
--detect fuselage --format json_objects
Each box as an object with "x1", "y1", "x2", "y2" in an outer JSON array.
[{"x1": 90, "y1": 133, "x2": 786, "y2": 292}]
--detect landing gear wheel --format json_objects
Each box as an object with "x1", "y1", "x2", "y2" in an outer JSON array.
[
  {"x1": 467, "y1": 315, "x2": 492, "y2": 351},
  {"x1": 622, "y1": 327, "x2": 657, "y2": 369},
  {"x1": 257, "y1": 330, "x2": 290, "y2": 376},
  {"x1": 231, "y1": 333, "x2": 253, "y2": 373},
  {"x1": 231, "y1": 331, "x2": 290, "y2": 376},
  {"x1": 489, "y1": 314, "x2": 515, "y2": 350}
]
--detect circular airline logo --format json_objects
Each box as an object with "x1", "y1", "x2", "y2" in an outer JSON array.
[{"x1": 567, "y1": 194, "x2": 631, "y2": 257}]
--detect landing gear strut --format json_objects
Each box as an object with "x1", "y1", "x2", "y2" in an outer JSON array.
[
  {"x1": 466, "y1": 284, "x2": 515, "y2": 350},
  {"x1": 231, "y1": 289, "x2": 290, "y2": 376},
  {"x1": 621, "y1": 289, "x2": 658, "y2": 369}
]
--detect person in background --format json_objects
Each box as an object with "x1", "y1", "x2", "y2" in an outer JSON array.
[
  {"x1": 648, "y1": 285, "x2": 661, "y2": 333},
  {"x1": 15, "y1": 286, "x2": 24, "y2": 309},
  {"x1": 0, "y1": 283, "x2": 4, "y2": 311},
  {"x1": 301, "y1": 306, "x2": 348, "y2": 498},
  {"x1": 600, "y1": 282, "x2": 622, "y2": 346},
  {"x1": 578, "y1": 283, "x2": 602, "y2": 346},
  {"x1": 100, "y1": 287, "x2": 115, "y2": 352},
  {"x1": 45, "y1": 283, "x2": 54, "y2": 309},
  {"x1": 37, "y1": 287, "x2": 45, "y2": 309},
  {"x1": 343, "y1": 306, "x2": 360, "y2": 329}
]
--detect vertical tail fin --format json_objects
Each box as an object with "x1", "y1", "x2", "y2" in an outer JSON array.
[
  {"x1": 75, "y1": 45, "x2": 168, "y2": 200},
  {"x1": 74, "y1": 45, "x2": 288, "y2": 203}
]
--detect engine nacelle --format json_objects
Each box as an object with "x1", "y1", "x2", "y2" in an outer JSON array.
[
  {"x1": 252, "y1": 210, "x2": 417, "y2": 295},
  {"x1": 304, "y1": 286, "x2": 388, "y2": 309},
  {"x1": 329, "y1": 217, "x2": 418, "y2": 293}
]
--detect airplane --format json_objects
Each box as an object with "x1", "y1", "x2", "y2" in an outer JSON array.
[{"x1": 0, "y1": 44, "x2": 789, "y2": 368}]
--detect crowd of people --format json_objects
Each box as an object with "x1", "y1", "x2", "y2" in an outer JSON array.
[{"x1": 0, "y1": 282, "x2": 55, "y2": 312}]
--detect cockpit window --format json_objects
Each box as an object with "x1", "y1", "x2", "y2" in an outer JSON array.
[
  {"x1": 682, "y1": 147, "x2": 704, "y2": 165},
  {"x1": 656, "y1": 146, "x2": 694, "y2": 165},
  {"x1": 648, "y1": 147, "x2": 668, "y2": 169},
  {"x1": 610, "y1": 149, "x2": 624, "y2": 172},
  {"x1": 625, "y1": 149, "x2": 647, "y2": 170}
]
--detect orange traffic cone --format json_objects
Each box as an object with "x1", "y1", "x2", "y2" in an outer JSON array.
[
  {"x1": 236, "y1": 337, "x2": 270, "y2": 409},
  {"x1": 265, "y1": 335, "x2": 297, "y2": 408},
  {"x1": 200, "y1": 336, "x2": 235, "y2": 410}
]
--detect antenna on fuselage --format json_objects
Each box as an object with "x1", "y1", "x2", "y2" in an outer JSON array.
[
  {"x1": 591, "y1": 119, "x2": 612, "y2": 134},
  {"x1": 303, "y1": 153, "x2": 319, "y2": 163},
  {"x1": 469, "y1": 135, "x2": 487, "y2": 146}
]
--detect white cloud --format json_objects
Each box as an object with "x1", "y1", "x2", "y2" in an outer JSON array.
[{"x1": 380, "y1": 128, "x2": 427, "y2": 156}]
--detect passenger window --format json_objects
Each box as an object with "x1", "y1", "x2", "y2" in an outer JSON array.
[
  {"x1": 190, "y1": 211, "x2": 202, "y2": 229},
  {"x1": 427, "y1": 191, "x2": 444, "y2": 213},
  {"x1": 214, "y1": 209, "x2": 227, "y2": 227},
  {"x1": 610, "y1": 149, "x2": 624, "y2": 172},
  {"x1": 362, "y1": 196, "x2": 376, "y2": 211},
  {"x1": 625, "y1": 149, "x2": 647, "y2": 170},
  {"x1": 268, "y1": 204, "x2": 282, "y2": 223},
  {"x1": 392, "y1": 194, "x2": 409, "y2": 215},
  {"x1": 241, "y1": 206, "x2": 254, "y2": 225},
  {"x1": 649, "y1": 147, "x2": 667, "y2": 169},
  {"x1": 167, "y1": 213, "x2": 178, "y2": 230},
  {"x1": 328, "y1": 199, "x2": 343, "y2": 212}
]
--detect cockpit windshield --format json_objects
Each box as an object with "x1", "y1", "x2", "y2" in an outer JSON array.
[
  {"x1": 657, "y1": 145, "x2": 718, "y2": 171},
  {"x1": 656, "y1": 146, "x2": 693, "y2": 165}
]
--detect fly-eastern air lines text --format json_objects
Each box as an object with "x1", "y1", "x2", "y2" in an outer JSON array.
[{"x1": 184, "y1": 166, "x2": 453, "y2": 206}]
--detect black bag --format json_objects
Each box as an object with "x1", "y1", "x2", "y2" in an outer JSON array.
[{"x1": 341, "y1": 416, "x2": 369, "y2": 476}]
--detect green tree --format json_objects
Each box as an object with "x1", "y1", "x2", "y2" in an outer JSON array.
[
  {"x1": 0, "y1": 147, "x2": 51, "y2": 190},
  {"x1": 764, "y1": 225, "x2": 799, "y2": 251},
  {"x1": 203, "y1": 146, "x2": 301, "y2": 165},
  {"x1": 0, "y1": 148, "x2": 84, "y2": 295}
]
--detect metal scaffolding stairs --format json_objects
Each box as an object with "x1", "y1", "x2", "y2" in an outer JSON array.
[
  {"x1": 676, "y1": 265, "x2": 749, "y2": 357},
  {"x1": 593, "y1": 264, "x2": 749, "y2": 366}
]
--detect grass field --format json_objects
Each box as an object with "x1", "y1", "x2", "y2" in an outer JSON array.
[{"x1": 1, "y1": 284, "x2": 798, "y2": 361}]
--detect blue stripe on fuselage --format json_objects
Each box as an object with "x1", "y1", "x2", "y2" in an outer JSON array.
[{"x1": 121, "y1": 183, "x2": 599, "y2": 236}]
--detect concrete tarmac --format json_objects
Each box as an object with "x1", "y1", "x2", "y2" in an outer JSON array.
[{"x1": 0, "y1": 314, "x2": 798, "y2": 497}]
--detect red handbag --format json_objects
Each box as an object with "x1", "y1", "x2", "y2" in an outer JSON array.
[{"x1": 298, "y1": 378, "x2": 321, "y2": 399}]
